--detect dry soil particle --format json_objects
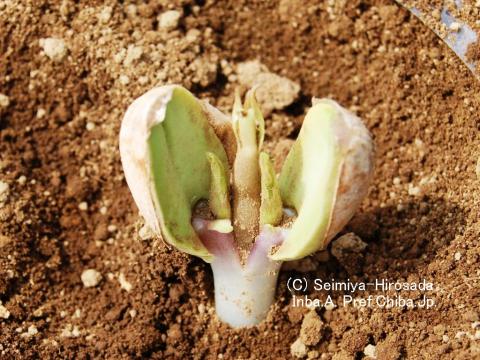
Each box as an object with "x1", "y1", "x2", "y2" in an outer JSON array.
[{"x1": 0, "y1": 0, "x2": 480, "y2": 359}]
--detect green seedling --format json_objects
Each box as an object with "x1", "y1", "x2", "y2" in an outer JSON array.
[{"x1": 120, "y1": 85, "x2": 374, "y2": 328}]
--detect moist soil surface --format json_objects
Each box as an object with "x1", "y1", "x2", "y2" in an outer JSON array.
[{"x1": 1, "y1": 0, "x2": 480, "y2": 359}]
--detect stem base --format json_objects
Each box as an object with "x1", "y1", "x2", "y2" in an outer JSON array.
[{"x1": 211, "y1": 259, "x2": 281, "y2": 328}]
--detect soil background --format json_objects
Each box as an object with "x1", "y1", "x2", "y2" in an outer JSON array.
[{"x1": 1, "y1": 0, "x2": 479, "y2": 359}]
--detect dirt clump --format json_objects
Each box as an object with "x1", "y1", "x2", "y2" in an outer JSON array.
[
  {"x1": 299, "y1": 310, "x2": 324, "y2": 346},
  {"x1": 236, "y1": 60, "x2": 300, "y2": 116},
  {"x1": 330, "y1": 233, "x2": 368, "y2": 274}
]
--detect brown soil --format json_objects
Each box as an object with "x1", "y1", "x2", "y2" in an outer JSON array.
[{"x1": 1, "y1": 0, "x2": 479, "y2": 359}]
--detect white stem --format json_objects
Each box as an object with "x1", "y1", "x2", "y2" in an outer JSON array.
[
  {"x1": 211, "y1": 254, "x2": 281, "y2": 328},
  {"x1": 193, "y1": 219, "x2": 286, "y2": 328}
]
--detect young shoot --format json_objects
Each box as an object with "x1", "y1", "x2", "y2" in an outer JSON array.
[{"x1": 119, "y1": 85, "x2": 374, "y2": 328}]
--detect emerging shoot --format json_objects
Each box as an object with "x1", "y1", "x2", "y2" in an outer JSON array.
[
  {"x1": 120, "y1": 85, "x2": 374, "y2": 328},
  {"x1": 231, "y1": 90, "x2": 263, "y2": 258},
  {"x1": 206, "y1": 152, "x2": 231, "y2": 221},
  {"x1": 259, "y1": 152, "x2": 283, "y2": 227}
]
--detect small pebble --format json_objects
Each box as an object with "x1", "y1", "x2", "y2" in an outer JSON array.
[
  {"x1": 291, "y1": 338, "x2": 307, "y2": 358},
  {"x1": 61, "y1": 324, "x2": 80, "y2": 338},
  {"x1": 364, "y1": 344, "x2": 377, "y2": 359},
  {"x1": 32, "y1": 307, "x2": 44, "y2": 317},
  {"x1": 86, "y1": 122, "x2": 95, "y2": 131},
  {"x1": 97, "y1": 6, "x2": 112, "y2": 23},
  {"x1": 454, "y1": 252, "x2": 462, "y2": 261},
  {"x1": 0, "y1": 93, "x2": 10, "y2": 108},
  {"x1": 119, "y1": 273, "x2": 132, "y2": 292},
  {"x1": 36, "y1": 108, "x2": 46, "y2": 118},
  {"x1": 21, "y1": 325, "x2": 38, "y2": 338},
  {"x1": 78, "y1": 202, "x2": 88, "y2": 211},
  {"x1": 408, "y1": 184, "x2": 421, "y2": 196},
  {"x1": 119, "y1": 74, "x2": 130, "y2": 85},
  {"x1": 81, "y1": 269, "x2": 102, "y2": 288},
  {"x1": 0, "y1": 302, "x2": 10, "y2": 319},
  {"x1": 17, "y1": 175, "x2": 27, "y2": 185},
  {"x1": 124, "y1": 45, "x2": 143, "y2": 66},
  {"x1": 0, "y1": 181, "x2": 9, "y2": 202},
  {"x1": 39, "y1": 38, "x2": 67, "y2": 62},
  {"x1": 158, "y1": 10, "x2": 181, "y2": 30}
]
